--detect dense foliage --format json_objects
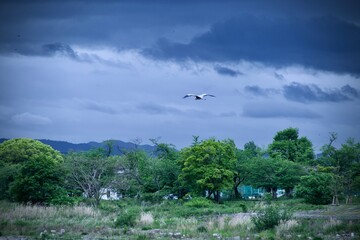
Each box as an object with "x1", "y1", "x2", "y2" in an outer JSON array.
[
  {"x1": 296, "y1": 172, "x2": 334, "y2": 204},
  {"x1": 179, "y1": 138, "x2": 236, "y2": 202},
  {"x1": 0, "y1": 138, "x2": 66, "y2": 204},
  {"x1": 0, "y1": 128, "x2": 359, "y2": 206}
]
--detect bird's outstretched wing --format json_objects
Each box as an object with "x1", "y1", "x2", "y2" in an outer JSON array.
[
  {"x1": 201, "y1": 93, "x2": 215, "y2": 98},
  {"x1": 183, "y1": 94, "x2": 196, "y2": 98}
]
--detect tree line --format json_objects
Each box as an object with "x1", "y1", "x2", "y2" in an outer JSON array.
[{"x1": 0, "y1": 128, "x2": 359, "y2": 205}]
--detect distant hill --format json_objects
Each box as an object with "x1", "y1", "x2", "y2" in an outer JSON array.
[{"x1": 0, "y1": 138, "x2": 156, "y2": 155}]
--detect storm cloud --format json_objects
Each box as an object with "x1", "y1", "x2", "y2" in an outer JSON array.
[
  {"x1": 242, "y1": 102, "x2": 321, "y2": 119},
  {"x1": 1, "y1": 1, "x2": 360, "y2": 149},
  {"x1": 244, "y1": 86, "x2": 279, "y2": 97},
  {"x1": 283, "y1": 82, "x2": 359, "y2": 103},
  {"x1": 214, "y1": 65, "x2": 243, "y2": 77},
  {"x1": 145, "y1": 16, "x2": 360, "y2": 75}
]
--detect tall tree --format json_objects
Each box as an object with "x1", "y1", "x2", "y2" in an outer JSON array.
[
  {"x1": 245, "y1": 156, "x2": 305, "y2": 198},
  {"x1": 64, "y1": 149, "x2": 117, "y2": 205},
  {"x1": 269, "y1": 127, "x2": 315, "y2": 164},
  {"x1": 319, "y1": 135, "x2": 360, "y2": 204},
  {"x1": 232, "y1": 141, "x2": 261, "y2": 199},
  {"x1": 296, "y1": 171, "x2": 334, "y2": 205},
  {"x1": 150, "y1": 141, "x2": 181, "y2": 196},
  {"x1": 115, "y1": 149, "x2": 149, "y2": 197},
  {"x1": 0, "y1": 138, "x2": 65, "y2": 204},
  {"x1": 179, "y1": 138, "x2": 236, "y2": 203}
]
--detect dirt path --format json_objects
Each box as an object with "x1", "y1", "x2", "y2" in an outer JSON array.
[{"x1": 294, "y1": 205, "x2": 360, "y2": 220}]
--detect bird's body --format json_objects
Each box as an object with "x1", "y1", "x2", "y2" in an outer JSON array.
[{"x1": 183, "y1": 93, "x2": 216, "y2": 100}]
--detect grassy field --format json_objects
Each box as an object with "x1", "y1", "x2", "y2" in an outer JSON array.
[{"x1": 0, "y1": 198, "x2": 359, "y2": 239}]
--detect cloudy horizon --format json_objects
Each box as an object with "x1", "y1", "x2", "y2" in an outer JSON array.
[{"x1": 1, "y1": 0, "x2": 359, "y2": 150}]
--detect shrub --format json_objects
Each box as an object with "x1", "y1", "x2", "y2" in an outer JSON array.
[
  {"x1": 115, "y1": 207, "x2": 140, "y2": 228},
  {"x1": 239, "y1": 203, "x2": 248, "y2": 212},
  {"x1": 296, "y1": 172, "x2": 333, "y2": 205},
  {"x1": 262, "y1": 193, "x2": 273, "y2": 203},
  {"x1": 184, "y1": 197, "x2": 213, "y2": 208},
  {"x1": 0, "y1": 138, "x2": 66, "y2": 204},
  {"x1": 251, "y1": 205, "x2": 292, "y2": 231}
]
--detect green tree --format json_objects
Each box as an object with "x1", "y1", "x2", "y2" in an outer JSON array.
[
  {"x1": 179, "y1": 138, "x2": 236, "y2": 203},
  {"x1": 0, "y1": 138, "x2": 65, "y2": 204},
  {"x1": 269, "y1": 128, "x2": 315, "y2": 164},
  {"x1": 148, "y1": 141, "x2": 181, "y2": 197},
  {"x1": 245, "y1": 157, "x2": 305, "y2": 198},
  {"x1": 64, "y1": 149, "x2": 117, "y2": 205},
  {"x1": 296, "y1": 171, "x2": 333, "y2": 205},
  {"x1": 318, "y1": 135, "x2": 360, "y2": 204},
  {"x1": 232, "y1": 141, "x2": 261, "y2": 199},
  {"x1": 244, "y1": 157, "x2": 279, "y2": 198}
]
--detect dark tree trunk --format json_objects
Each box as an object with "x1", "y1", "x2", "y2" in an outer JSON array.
[
  {"x1": 285, "y1": 188, "x2": 293, "y2": 197},
  {"x1": 215, "y1": 191, "x2": 221, "y2": 203},
  {"x1": 233, "y1": 185, "x2": 241, "y2": 199},
  {"x1": 271, "y1": 187, "x2": 277, "y2": 199}
]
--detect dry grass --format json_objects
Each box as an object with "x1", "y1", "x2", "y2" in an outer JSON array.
[
  {"x1": 1, "y1": 203, "x2": 100, "y2": 221},
  {"x1": 228, "y1": 213, "x2": 252, "y2": 227},
  {"x1": 0, "y1": 202, "x2": 112, "y2": 238},
  {"x1": 322, "y1": 218, "x2": 342, "y2": 231},
  {"x1": 207, "y1": 214, "x2": 253, "y2": 232},
  {"x1": 175, "y1": 217, "x2": 198, "y2": 232},
  {"x1": 138, "y1": 212, "x2": 154, "y2": 226},
  {"x1": 276, "y1": 219, "x2": 299, "y2": 236}
]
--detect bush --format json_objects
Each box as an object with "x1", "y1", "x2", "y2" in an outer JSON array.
[
  {"x1": 296, "y1": 172, "x2": 333, "y2": 205},
  {"x1": 115, "y1": 206, "x2": 140, "y2": 228},
  {"x1": 0, "y1": 138, "x2": 66, "y2": 204},
  {"x1": 141, "y1": 192, "x2": 163, "y2": 203},
  {"x1": 262, "y1": 193, "x2": 273, "y2": 203},
  {"x1": 251, "y1": 205, "x2": 292, "y2": 231},
  {"x1": 184, "y1": 197, "x2": 213, "y2": 208}
]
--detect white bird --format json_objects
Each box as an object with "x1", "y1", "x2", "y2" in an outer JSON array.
[{"x1": 183, "y1": 93, "x2": 216, "y2": 100}]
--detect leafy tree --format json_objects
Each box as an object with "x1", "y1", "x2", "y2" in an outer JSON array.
[
  {"x1": 148, "y1": 141, "x2": 181, "y2": 196},
  {"x1": 115, "y1": 149, "x2": 149, "y2": 198},
  {"x1": 318, "y1": 135, "x2": 360, "y2": 204},
  {"x1": 245, "y1": 157, "x2": 305, "y2": 198},
  {"x1": 268, "y1": 128, "x2": 315, "y2": 164},
  {"x1": 296, "y1": 171, "x2": 333, "y2": 205},
  {"x1": 0, "y1": 163, "x2": 20, "y2": 200},
  {"x1": 179, "y1": 138, "x2": 236, "y2": 203},
  {"x1": 64, "y1": 149, "x2": 118, "y2": 205},
  {"x1": 0, "y1": 138, "x2": 65, "y2": 204},
  {"x1": 0, "y1": 138, "x2": 63, "y2": 164},
  {"x1": 113, "y1": 141, "x2": 181, "y2": 201},
  {"x1": 232, "y1": 141, "x2": 261, "y2": 199},
  {"x1": 275, "y1": 159, "x2": 305, "y2": 197},
  {"x1": 244, "y1": 157, "x2": 279, "y2": 198}
]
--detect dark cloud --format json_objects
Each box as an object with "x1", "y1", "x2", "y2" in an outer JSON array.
[
  {"x1": 136, "y1": 103, "x2": 182, "y2": 115},
  {"x1": 341, "y1": 84, "x2": 359, "y2": 98},
  {"x1": 274, "y1": 72, "x2": 285, "y2": 80},
  {"x1": 219, "y1": 112, "x2": 237, "y2": 117},
  {"x1": 283, "y1": 82, "x2": 359, "y2": 103},
  {"x1": 214, "y1": 65, "x2": 243, "y2": 77},
  {"x1": 242, "y1": 102, "x2": 321, "y2": 119},
  {"x1": 244, "y1": 86, "x2": 279, "y2": 97},
  {"x1": 144, "y1": 16, "x2": 360, "y2": 75},
  {"x1": 11, "y1": 112, "x2": 52, "y2": 125},
  {"x1": 75, "y1": 99, "x2": 117, "y2": 115},
  {"x1": 42, "y1": 43, "x2": 78, "y2": 59}
]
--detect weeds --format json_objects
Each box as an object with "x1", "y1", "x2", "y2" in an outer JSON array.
[
  {"x1": 251, "y1": 204, "x2": 293, "y2": 231},
  {"x1": 1, "y1": 199, "x2": 359, "y2": 239},
  {"x1": 115, "y1": 206, "x2": 140, "y2": 227}
]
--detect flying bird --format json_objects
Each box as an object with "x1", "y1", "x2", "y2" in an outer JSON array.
[{"x1": 183, "y1": 93, "x2": 216, "y2": 100}]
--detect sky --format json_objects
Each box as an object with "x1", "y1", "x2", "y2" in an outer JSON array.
[{"x1": 1, "y1": 0, "x2": 360, "y2": 150}]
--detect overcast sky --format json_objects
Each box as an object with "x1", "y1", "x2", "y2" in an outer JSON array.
[{"x1": 1, "y1": 0, "x2": 360, "y2": 150}]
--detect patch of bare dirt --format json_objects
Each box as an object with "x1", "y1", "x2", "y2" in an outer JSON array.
[{"x1": 295, "y1": 205, "x2": 360, "y2": 220}]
